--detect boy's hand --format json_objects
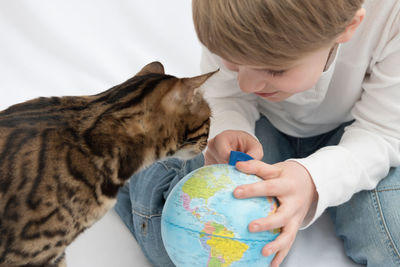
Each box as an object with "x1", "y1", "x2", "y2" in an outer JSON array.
[
  {"x1": 205, "y1": 130, "x2": 263, "y2": 165},
  {"x1": 234, "y1": 160, "x2": 318, "y2": 267}
]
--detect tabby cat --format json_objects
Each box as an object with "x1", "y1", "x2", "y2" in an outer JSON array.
[{"x1": 0, "y1": 62, "x2": 215, "y2": 267}]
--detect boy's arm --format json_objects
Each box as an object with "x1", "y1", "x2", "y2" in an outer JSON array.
[
  {"x1": 200, "y1": 47, "x2": 260, "y2": 140},
  {"x1": 295, "y1": 16, "x2": 400, "y2": 227}
]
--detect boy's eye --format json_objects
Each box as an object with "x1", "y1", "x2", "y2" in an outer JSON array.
[
  {"x1": 255, "y1": 68, "x2": 286, "y2": 77},
  {"x1": 266, "y1": 70, "x2": 285, "y2": 77}
]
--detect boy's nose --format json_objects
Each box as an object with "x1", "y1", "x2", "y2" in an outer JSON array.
[
  {"x1": 237, "y1": 69, "x2": 267, "y2": 93},
  {"x1": 239, "y1": 80, "x2": 265, "y2": 93}
]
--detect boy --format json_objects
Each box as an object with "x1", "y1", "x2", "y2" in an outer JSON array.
[{"x1": 116, "y1": 0, "x2": 400, "y2": 266}]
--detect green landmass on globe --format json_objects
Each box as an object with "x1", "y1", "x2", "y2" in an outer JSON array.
[{"x1": 161, "y1": 164, "x2": 280, "y2": 267}]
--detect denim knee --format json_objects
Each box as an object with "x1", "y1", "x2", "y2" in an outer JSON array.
[
  {"x1": 115, "y1": 155, "x2": 204, "y2": 267},
  {"x1": 329, "y1": 167, "x2": 400, "y2": 267},
  {"x1": 115, "y1": 184, "x2": 135, "y2": 237}
]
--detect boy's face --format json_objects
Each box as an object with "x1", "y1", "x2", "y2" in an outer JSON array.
[{"x1": 221, "y1": 46, "x2": 333, "y2": 102}]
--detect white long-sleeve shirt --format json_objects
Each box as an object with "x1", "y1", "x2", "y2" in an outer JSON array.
[{"x1": 200, "y1": 0, "x2": 400, "y2": 227}]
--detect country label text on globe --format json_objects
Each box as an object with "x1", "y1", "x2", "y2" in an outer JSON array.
[{"x1": 161, "y1": 164, "x2": 280, "y2": 267}]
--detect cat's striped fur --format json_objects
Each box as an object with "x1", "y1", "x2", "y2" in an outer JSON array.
[{"x1": 0, "y1": 62, "x2": 215, "y2": 266}]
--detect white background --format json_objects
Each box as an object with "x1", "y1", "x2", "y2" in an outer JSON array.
[{"x1": 0, "y1": 1, "x2": 362, "y2": 266}]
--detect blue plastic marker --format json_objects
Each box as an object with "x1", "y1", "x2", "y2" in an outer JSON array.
[{"x1": 228, "y1": 151, "x2": 254, "y2": 166}]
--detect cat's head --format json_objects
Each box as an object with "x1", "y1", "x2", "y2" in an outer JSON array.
[
  {"x1": 101, "y1": 62, "x2": 216, "y2": 167},
  {"x1": 137, "y1": 62, "x2": 216, "y2": 160}
]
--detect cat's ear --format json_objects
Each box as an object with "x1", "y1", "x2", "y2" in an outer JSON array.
[
  {"x1": 136, "y1": 61, "x2": 165, "y2": 76},
  {"x1": 162, "y1": 70, "x2": 218, "y2": 112},
  {"x1": 181, "y1": 69, "x2": 218, "y2": 103},
  {"x1": 180, "y1": 70, "x2": 218, "y2": 95}
]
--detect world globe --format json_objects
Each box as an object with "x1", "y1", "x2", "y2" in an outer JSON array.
[{"x1": 161, "y1": 163, "x2": 280, "y2": 267}]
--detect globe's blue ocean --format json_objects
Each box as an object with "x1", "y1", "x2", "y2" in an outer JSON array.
[{"x1": 161, "y1": 164, "x2": 280, "y2": 267}]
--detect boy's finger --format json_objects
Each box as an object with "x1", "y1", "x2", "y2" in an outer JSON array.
[
  {"x1": 206, "y1": 139, "x2": 230, "y2": 164},
  {"x1": 236, "y1": 160, "x2": 281, "y2": 179},
  {"x1": 204, "y1": 150, "x2": 218, "y2": 165},
  {"x1": 270, "y1": 248, "x2": 291, "y2": 267},
  {"x1": 233, "y1": 179, "x2": 289, "y2": 199},
  {"x1": 244, "y1": 146, "x2": 264, "y2": 161},
  {"x1": 247, "y1": 207, "x2": 293, "y2": 232},
  {"x1": 261, "y1": 222, "x2": 298, "y2": 258}
]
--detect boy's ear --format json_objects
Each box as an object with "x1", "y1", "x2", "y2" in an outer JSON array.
[{"x1": 336, "y1": 8, "x2": 366, "y2": 43}]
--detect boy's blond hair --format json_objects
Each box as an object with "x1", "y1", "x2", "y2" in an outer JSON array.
[{"x1": 192, "y1": 0, "x2": 364, "y2": 69}]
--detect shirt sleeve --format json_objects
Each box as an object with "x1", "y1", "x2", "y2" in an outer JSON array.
[
  {"x1": 200, "y1": 47, "x2": 260, "y2": 140},
  {"x1": 294, "y1": 14, "x2": 400, "y2": 228}
]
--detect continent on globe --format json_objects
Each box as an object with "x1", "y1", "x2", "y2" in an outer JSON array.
[
  {"x1": 161, "y1": 164, "x2": 280, "y2": 267},
  {"x1": 182, "y1": 165, "x2": 232, "y2": 203},
  {"x1": 201, "y1": 221, "x2": 249, "y2": 267}
]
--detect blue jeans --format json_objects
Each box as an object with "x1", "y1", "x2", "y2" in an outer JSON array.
[{"x1": 115, "y1": 115, "x2": 400, "y2": 267}]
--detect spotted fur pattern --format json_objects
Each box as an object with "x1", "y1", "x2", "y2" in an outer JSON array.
[{"x1": 0, "y1": 62, "x2": 214, "y2": 266}]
